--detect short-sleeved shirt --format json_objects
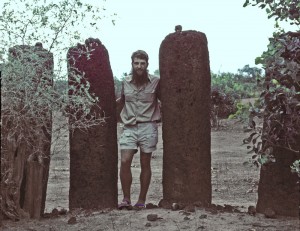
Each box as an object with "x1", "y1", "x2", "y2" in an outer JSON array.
[{"x1": 119, "y1": 74, "x2": 161, "y2": 125}]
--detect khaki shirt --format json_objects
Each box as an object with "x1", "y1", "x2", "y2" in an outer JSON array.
[{"x1": 119, "y1": 74, "x2": 161, "y2": 125}]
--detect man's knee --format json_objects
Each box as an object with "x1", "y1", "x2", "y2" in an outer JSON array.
[
  {"x1": 140, "y1": 152, "x2": 152, "y2": 168},
  {"x1": 121, "y1": 149, "x2": 135, "y2": 166}
]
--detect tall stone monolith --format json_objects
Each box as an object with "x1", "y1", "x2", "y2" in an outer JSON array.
[
  {"x1": 256, "y1": 146, "x2": 300, "y2": 217},
  {"x1": 159, "y1": 30, "x2": 211, "y2": 207},
  {"x1": 67, "y1": 38, "x2": 118, "y2": 210},
  {"x1": 2, "y1": 43, "x2": 53, "y2": 219}
]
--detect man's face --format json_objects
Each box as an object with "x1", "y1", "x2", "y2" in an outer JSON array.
[{"x1": 132, "y1": 57, "x2": 148, "y2": 76}]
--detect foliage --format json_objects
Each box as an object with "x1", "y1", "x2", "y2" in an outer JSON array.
[
  {"x1": 291, "y1": 160, "x2": 300, "y2": 177},
  {"x1": 228, "y1": 102, "x2": 251, "y2": 121},
  {"x1": 114, "y1": 76, "x2": 122, "y2": 99},
  {"x1": 0, "y1": 0, "x2": 114, "y2": 153},
  {"x1": 114, "y1": 72, "x2": 130, "y2": 99},
  {"x1": 0, "y1": 0, "x2": 112, "y2": 159},
  {"x1": 0, "y1": 0, "x2": 115, "y2": 73},
  {"x1": 229, "y1": 99, "x2": 262, "y2": 124},
  {"x1": 153, "y1": 69, "x2": 160, "y2": 76},
  {"x1": 211, "y1": 88, "x2": 237, "y2": 128},
  {"x1": 243, "y1": 0, "x2": 300, "y2": 25},
  {"x1": 2, "y1": 46, "x2": 104, "y2": 153},
  {"x1": 211, "y1": 68, "x2": 262, "y2": 100},
  {"x1": 238, "y1": 64, "x2": 263, "y2": 79},
  {"x1": 210, "y1": 67, "x2": 262, "y2": 128},
  {"x1": 243, "y1": 0, "x2": 300, "y2": 171},
  {"x1": 0, "y1": 0, "x2": 113, "y2": 220}
]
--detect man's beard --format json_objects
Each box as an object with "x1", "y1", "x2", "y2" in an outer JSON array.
[{"x1": 132, "y1": 69, "x2": 149, "y2": 86}]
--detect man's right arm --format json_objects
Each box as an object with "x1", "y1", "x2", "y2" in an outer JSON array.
[
  {"x1": 116, "y1": 81, "x2": 125, "y2": 105},
  {"x1": 116, "y1": 82, "x2": 125, "y2": 122},
  {"x1": 116, "y1": 97, "x2": 124, "y2": 105}
]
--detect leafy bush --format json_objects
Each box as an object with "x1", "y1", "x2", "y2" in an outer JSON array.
[
  {"x1": 211, "y1": 88, "x2": 237, "y2": 128},
  {"x1": 211, "y1": 68, "x2": 262, "y2": 100},
  {"x1": 243, "y1": 0, "x2": 300, "y2": 172},
  {"x1": 228, "y1": 102, "x2": 250, "y2": 121},
  {"x1": 210, "y1": 67, "x2": 262, "y2": 128}
]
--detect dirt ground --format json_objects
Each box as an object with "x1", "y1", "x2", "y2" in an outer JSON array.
[{"x1": 2, "y1": 118, "x2": 300, "y2": 231}]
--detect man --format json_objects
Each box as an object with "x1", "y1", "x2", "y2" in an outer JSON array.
[{"x1": 117, "y1": 50, "x2": 161, "y2": 209}]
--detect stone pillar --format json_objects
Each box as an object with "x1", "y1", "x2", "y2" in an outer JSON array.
[
  {"x1": 159, "y1": 30, "x2": 211, "y2": 207},
  {"x1": 67, "y1": 38, "x2": 118, "y2": 209},
  {"x1": 23, "y1": 160, "x2": 44, "y2": 218},
  {"x1": 2, "y1": 43, "x2": 53, "y2": 219},
  {"x1": 256, "y1": 146, "x2": 300, "y2": 217}
]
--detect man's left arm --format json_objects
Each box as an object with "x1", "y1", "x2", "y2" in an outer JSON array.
[{"x1": 156, "y1": 80, "x2": 161, "y2": 101}]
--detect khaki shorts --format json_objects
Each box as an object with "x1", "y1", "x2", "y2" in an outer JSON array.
[{"x1": 119, "y1": 122, "x2": 158, "y2": 153}]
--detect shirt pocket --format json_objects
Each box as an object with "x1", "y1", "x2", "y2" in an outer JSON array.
[
  {"x1": 140, "y1": 90, "x2": 155, "y2": 102},
  {"x1": 124, "y1": 90, "x2": 135, "y2": 102}
]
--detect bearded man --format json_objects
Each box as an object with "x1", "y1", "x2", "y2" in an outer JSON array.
[{"x1": 116, "y1": 50, "x2": 161, "y2": 210}]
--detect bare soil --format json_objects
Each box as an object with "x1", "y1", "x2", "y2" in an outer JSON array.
[{"x1": 2, "y1": 118, "x2": 299, "y2": 231}]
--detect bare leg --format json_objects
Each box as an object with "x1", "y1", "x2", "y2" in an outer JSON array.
[
  {"x1": 120, "y1": 149, "x2": 135, "y2": 202},
  {"x1": 136, "y1": 151, "x2": 152, "y2": 204}
]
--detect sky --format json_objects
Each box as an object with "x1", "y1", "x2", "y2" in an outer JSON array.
[
  {"x1": 85, "y1": 0, "x2": 297, "y2": 78},
  {"x1": 1, "y1": 0, "x2": 297, "y2": 78}
]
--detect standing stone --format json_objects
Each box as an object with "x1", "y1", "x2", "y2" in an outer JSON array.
[
  {"x1": 256, "y1": 146, "x2": 300, "y2": 217},
  {"x1": 2, "y1": 43, "x2": 53, "y2": 219},
  {"x1": 159, "y1": 30, "x2": 211, "y2": 206},
  {"x1": 67, "y1": 38, "x2": 118, "y2": 209}
]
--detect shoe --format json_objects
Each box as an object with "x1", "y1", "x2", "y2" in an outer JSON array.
[
  {"x1": 118, "y1": 199, "x2": 132, "y2": 210},
  {"x1": 133, "y1": 203, "x2": 145, "y2": 210}
]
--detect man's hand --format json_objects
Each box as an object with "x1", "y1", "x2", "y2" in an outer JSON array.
[{"x1": 116, "y1": 97, "x2": 122, "y2": 104}]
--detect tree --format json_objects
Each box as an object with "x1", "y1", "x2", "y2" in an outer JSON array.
[
  {"x1": 114, "y1": 76, "x2": 122, "y2": 99},
  {"x1": 210, "y1": 88, "x2": 236, "y2": 129},
  {"x1": 211, "y1": 71, "x2": 260, "y2": 99},
  {"x1": 1, "y1": 0, "x2": 114, "y2": 220},
  {"x1": 244, "y1": 0, "x2": 300, "y2": 25},
  {"x1": 153, "y1": 69, "x2": 160, "y2": 76},
  {"x1": 243, "y1": 0, "x2": 300, "y2": 217},
  {"x1": 238, "y1": 64, "x2": 262, "y2": 80}
]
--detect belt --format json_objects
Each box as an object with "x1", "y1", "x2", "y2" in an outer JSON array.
[{"x1": 136, "y1": 121, "x2": 157, "y2": 124}]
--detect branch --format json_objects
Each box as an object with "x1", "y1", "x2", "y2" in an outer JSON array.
[
  {"x1": 275, "y1": 144, "x2": 300, "y2": 154},
  {"x1": 265, "y1": 139, "x2": 300, "y2": 154},
  {"x1": 47, "y1": 6, "x2": 74, "y2": 52},
  {"x1": 20, "y1": 15, "x2": 36, "y2": 45}
]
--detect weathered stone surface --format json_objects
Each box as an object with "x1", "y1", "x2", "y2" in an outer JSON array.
[
  {"x1": 256, "y1": 146, "x2": 300, "y2": 217},
  {"x1": 67, "y1": 38, "x2": 118, "y2": 210},
  {"x1": 159, "y1": 30, "x2": 211, "y2": 205},
  {"x1": 263, "y1": 208, "x2": 276, "y2": 218},
  {"x1": 2, "y1": 43, "x2": 53, "y2": 219}
]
